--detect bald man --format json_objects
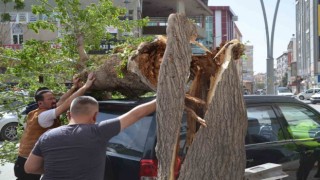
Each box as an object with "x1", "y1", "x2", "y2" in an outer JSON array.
[{"x1": 24, "y1": 96, "x2": 156, "y2": 180}]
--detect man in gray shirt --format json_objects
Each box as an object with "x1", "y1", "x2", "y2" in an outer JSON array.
[{"x1": 24, "y1": 96, "x2": 156, "y2": 180}]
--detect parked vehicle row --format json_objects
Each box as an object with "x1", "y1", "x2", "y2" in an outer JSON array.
[
  {"x1": 3, "y1": 95, "x2": 320, "y2": 179},
  {"x1": 95, "y1": 95, "x2": 320, "y2": 179}
]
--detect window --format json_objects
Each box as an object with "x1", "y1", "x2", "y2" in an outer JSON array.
[
  {"x1": 11, "y1": 24, "x2": 23, "y2": 44},
  {"x1": 246, "y1": 106, "x2": 283, "y2": 144},
  {"x1": 306, "y1": 89, "x2": 313, "y2": 93},
  {"x1": 279, "y1": 105, "x2": 320, "y2": 140},
  {"x1": 97, "y1": 112, "x2": 153, "y2": 157},
  {"x1": 9, "y1": 13, "x2": 17, "y2": 22},
  {"x1": 18, "y1": 13, "x2": 27, "y2": 23},
  {"x1": 29, "y1": 13, "x2": 38, "y2": 22}
]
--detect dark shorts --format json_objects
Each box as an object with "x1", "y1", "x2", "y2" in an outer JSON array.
[{"x1": 14, "y1": 156, "x2": 41, "y2": 180}]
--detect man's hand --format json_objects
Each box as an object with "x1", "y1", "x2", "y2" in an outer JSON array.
[
  {"x1": 72, "y1": 74, "x2": 83, "y2": 89},
  {"x1": 83, "y1": 72, "x2": 96, "y2": 89}
]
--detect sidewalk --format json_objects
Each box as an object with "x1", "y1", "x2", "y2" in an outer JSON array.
[{"x1": 0, "y1": 162, "x2": 15, "y2": 180}]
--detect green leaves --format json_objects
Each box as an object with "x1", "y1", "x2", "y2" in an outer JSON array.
[{"x1": 0, "y1": 13, "x2": 11, "y2": 22}]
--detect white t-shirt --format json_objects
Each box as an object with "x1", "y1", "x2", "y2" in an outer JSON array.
[{"x1": 38, "y1": 109, "x2": 57, "y2": 128}]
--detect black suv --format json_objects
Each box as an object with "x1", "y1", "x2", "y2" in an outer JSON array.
[{"x1": 97, "y1": 96, "x2": 320, "y2": 180}]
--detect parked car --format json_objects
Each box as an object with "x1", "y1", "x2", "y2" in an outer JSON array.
[
  {"x1": 96, "y1": 96, "x2": 320, "y2": 180},
  {"x1": 276, "y1": 87, "x2": 293, "y2": 96},
  {"x1": 297, "y1": 88, "x2": 320, "y2": 100},
  {"x1": 310, "y1": 92, "x2": 320, "y2": 104},
  {"x1": 0, "y1": 100, "x2": 27, "y2": 141}
]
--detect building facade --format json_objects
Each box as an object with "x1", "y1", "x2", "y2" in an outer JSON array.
[
  {"x1": 208, "y1": 6, "x2": 238, "y2": 48},
  {"x1": 0, "y1": 0, "x2": 212, "y2": 50},
  {"x1": 295, "y1": 0, "x2": 320, "y2": 88},
  {"x1": 275, "y1": 52, "x2": 289, "y2": 87},
  {"x1": 242, "y1": 45, "x2": 254, "y2": 94}
]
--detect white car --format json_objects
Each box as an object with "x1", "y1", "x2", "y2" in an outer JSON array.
[
  {"x1": 297, "y1": 88, "x2": 320, "y2": 100},
  {"x1": 0, "y1": 112, "x2": 24, "y2": 141},
  {"x1": 310, "y1": 92, "x2": 320, "y2": 104},
  {"x1": 277, "y1": 87, "x2": 294, "y2": 96},
  {"x1": 0, "y1": 102, "x2": 27, "y2": 141}
]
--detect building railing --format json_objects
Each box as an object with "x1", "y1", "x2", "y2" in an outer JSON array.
[
  {"x1": 147, "y1": 16, "x2": 204, "y2": 28},
  {"x1": 1, "y1": 44, "x2": 23, "y2": 50}
]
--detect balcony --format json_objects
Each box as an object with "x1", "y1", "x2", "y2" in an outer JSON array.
[
  {"x1": 142, "y1": 0, "x2": 211, "y2": 38},
  {"x1": 143, "y1": 16, "x2": 207, "y2": 38},
  {"x1": 1, "y1": 44, "x2": 22, "y2": 50}
]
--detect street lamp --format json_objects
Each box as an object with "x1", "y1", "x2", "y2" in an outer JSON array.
[{"x1": 260, "y1": 0, "x2": 280, "y2": 95}]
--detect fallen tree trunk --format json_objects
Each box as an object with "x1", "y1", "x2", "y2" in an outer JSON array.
[{"x1": 82, "y1": 54, "x2": 153, "y2": 98}]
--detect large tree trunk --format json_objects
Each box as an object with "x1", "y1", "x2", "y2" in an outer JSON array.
[
  {"x1": 156, "y1": 13, "x2": 197, "y2": 180},
  {"x1": 87, "y1": 54, "x2": 152, "y2": 97},
  {"x1": 178, "y1": 43, "x2": 247, "y2": 180}
]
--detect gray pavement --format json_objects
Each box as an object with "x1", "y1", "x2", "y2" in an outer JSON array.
[
  {"x1": 0, "y1": 142, "x2": 15, "y2": 180},
  {"x1": 0, "y1": 162, "x2": 15, "y2": 180}
]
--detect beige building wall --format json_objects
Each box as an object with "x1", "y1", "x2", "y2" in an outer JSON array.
[
  {"x1": 0, "y1": 23, "x2": 12, "y2": 44},
  {"x1": 24, "y1": 27, "x2": 58, "y2": 42}
]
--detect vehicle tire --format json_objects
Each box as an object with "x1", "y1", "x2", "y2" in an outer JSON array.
[
  {"x1": 1, "y1": 122, "x2": 18, "y2": 141},
  {"x1": 299, "y1": 96, "x2": 305, "y2": 100}
]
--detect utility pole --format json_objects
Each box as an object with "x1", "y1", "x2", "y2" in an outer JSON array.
[
  {"x1": 177, "y1": 0, "x2": 186, "y2": 14},
  {"x1": 260, "y1": 0, "x2": 280, "y2": 95}
]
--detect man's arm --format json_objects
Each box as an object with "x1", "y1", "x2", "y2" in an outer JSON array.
[
  {"x1": 118, "y1": 99, "x2": 156, "y2": 130},
  {"x1": 38, "y1": 73, "x2": 95, "y2": 128},
  {"x1": 55, "y1": 73, "x2": 95, "y2": 117},
  {"x1": 24, "y1": 153, "x2": 44, "y2": 175},
  {"x1": 56, "y1": 75, "x2": 82, "y2": 106}
]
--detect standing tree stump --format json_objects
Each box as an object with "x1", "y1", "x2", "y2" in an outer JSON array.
[
  {"x1": 178, "y1": 42, "x2": 247, "y2": 180},
  {"x1": 156, "y1": 13, "x2": 197, "y2": 180}
]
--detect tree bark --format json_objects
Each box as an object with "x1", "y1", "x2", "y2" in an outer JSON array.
[
  {"x1": 178, "y1": 45, "x2": 247, "y2": 180},
  {"x1": 85, "y1": 54, "x2": 152, "y2": 98},
  {"x1": 156, "y1": 13, "x2": 197, "y2": 180},
  {"x1": 76, "y1": 33, "x2": 89, "y2": 71}
]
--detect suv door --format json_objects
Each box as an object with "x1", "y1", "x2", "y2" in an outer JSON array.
[
  {"x1": 245, "y1": 104, "x2": 300, "y2": 179},
  {"x1": 277, "y1": 104, "x2": 320, "y2": 179},
  {"x1": 97, "y1": 101, "x2": 155, "y2": 180}
]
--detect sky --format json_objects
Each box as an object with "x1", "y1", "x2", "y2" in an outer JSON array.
[{"x1": 208, "y1": 0, "x2": 296, "y2": 74}]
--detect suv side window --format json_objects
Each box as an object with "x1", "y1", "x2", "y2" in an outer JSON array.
[
  {"x1": 246, "y1": 106, "x2": 283, "y2": 144},
  {"x1": 97, "y1": 112, "x2": 154, "y2": 157},
  {"x1": 278, "y1": 105, "x2": 320, "y2": 140}
]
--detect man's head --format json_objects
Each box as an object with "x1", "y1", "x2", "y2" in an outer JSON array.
[
  {"x1": 69, "y1": 96, "x2": 99, "y2": 124},
  {"x1": 35, "y1": 89, "x2": 56, "y2": 110}
]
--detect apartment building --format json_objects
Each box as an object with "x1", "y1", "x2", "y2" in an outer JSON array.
[
  {"x1": 0, "y1": 0, "x2": 212, "y2": 50},
  {"x1": 295, "y1": 0, "x2": 320, "y2": 88},
  {"x1": 208, "y1": 6, "x2": 238, "y2": 48},
  {"x1": 242, "y1": 45, "x2": 254, "y2": 94},
  {"x1": 276, "y1": 52, "x2": 289, "y2": 87}
]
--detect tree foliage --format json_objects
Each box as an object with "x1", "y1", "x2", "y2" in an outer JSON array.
[{"x1": 0, "y1": 0, "x2": 148, "y2": 164}]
